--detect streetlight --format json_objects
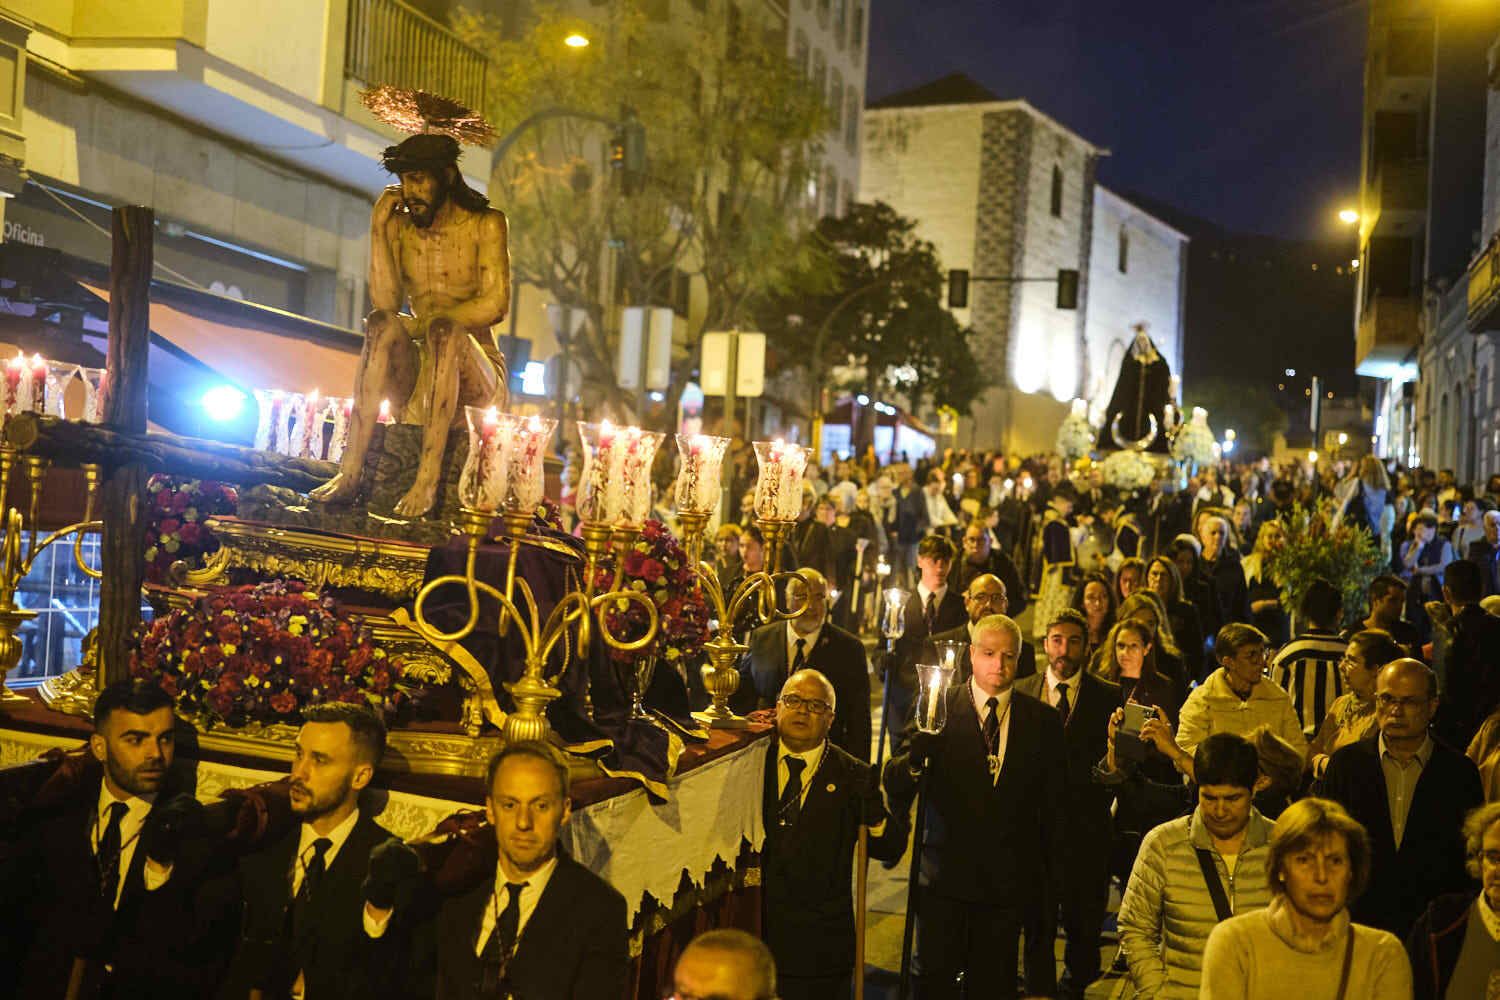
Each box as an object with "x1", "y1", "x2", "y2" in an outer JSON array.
[
  {"x1": 1338, "y1": 209, "x2": 1360, "y2": 225},
  {"x1": 564, "y1": 32, "x2": 590, "y2": 48}
]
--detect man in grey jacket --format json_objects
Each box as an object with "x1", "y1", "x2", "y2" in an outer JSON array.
[{"x1": 1116, "y1": 732, "x2": 1274, "y2": 999}]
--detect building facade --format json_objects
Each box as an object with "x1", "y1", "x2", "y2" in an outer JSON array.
[{"x1": 859, "y1": 74, "x2": 1186, "y2": 454}]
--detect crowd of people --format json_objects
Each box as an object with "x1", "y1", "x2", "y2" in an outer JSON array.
[{"x1": 9, "y1": 445, "x2": 1500, "y2": 999}]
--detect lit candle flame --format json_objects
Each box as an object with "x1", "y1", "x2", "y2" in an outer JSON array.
[{"x1": 528, "y1": 414, "x2": 543, "y2": 432}]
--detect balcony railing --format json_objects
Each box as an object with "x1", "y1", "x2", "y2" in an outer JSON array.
[
  {"x1": 1469, "y1": 236, "x2": 1500, "y2": 334},
  {"x1": 1356, "y1": 294, "x2": 1421, "y2": 373},
  {"x1": 345, "y1": 0, "x2": 490, "y2": 114}
]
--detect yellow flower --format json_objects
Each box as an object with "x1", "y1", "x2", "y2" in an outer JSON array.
[{"x1": 221, "y1": 643, "x2": 237, "y2": 656}]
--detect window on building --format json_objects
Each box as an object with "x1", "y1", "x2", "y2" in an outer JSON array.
[
  {"x1": 812, "y1": 49, "x2": 827, "y2": 98},
  {"x1": 841, "y1": 180, "x2": 852, "y2": 217},
  {"x1": 830, "y1": 70, "x2": 843, "y2": 130},
  {"x1": 834, "y1": 0, "x2": 847, "y2": 45},
  {"x1": 1118, "y1": 226, "x2": 1130, "y2": 273},
  {"x1": 817, "y1": 0, "x2": 831, "y2": 27},
  {"x1": 845, "y1": 89, "x2": 860, "y2": 151},
  {"x1": 1050, "y1": 165, "x2": 1063, "y2": 217},
  {"x1": 824, "y1": 166, "x2": 839, "y2": 218},
  {"x1": 852, "y1": 3, "x2": 865, "y2": 50},
  {"x1": 794, "y1": 30, "x2": 810, "y2": 77},
  {"x1": 726, "y1": 3, "x2": 741, "y2": 43}
]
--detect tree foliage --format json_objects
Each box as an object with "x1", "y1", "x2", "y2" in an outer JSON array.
[
  {"x1": 1183, "y1": 375, "x2": 1289, "y2": 458},
  {"x1": 452, "y1": 2, "x2": 830, "y2": 416},
  {"x1": 758, "y1": 201, "x2": 986, "y2": 418}
]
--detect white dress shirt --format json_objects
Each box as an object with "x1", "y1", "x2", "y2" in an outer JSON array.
[
  {"x1": 917, "y1": 582, "x2": 948, "y2": 621},
  {"x1": 1045, "y1": 666, "x2": 1079, "y2": 716},
  {"x1": 785, "y1": 620, "x2": 823, "y2": 671},
  {"x1": 292, "y1": 807, "x2": 361, "y2": 897},
  {"x1": 92, "y1": 783, "x2": 161, "y2": 909},
  {"x1": 970, "y1": 678, "x2": 1013, "y2": 773},
  {"x1": 473, "y1": 854, "x2": 560, "y2": 957},
  {"x1": 776, "y1": 741, "x2": 827, "y2": 805}
]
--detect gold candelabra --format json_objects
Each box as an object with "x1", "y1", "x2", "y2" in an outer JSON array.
[
  {"x1": 0, "y1": 447, "x2": 103, "y2": 704},
  {"x1": 410, "y1": 506, "x2": 659, "y2": 743}
]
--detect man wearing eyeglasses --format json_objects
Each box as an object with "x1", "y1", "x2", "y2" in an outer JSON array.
[
  {"x1": 737, "y1": 568, "x2": 872, "y2": 762},
  {"x1": 928, "y1": 574, "x2": 1037, "y2": 683},
  {"x1": 761, "y1": 669, "x2": 902, "y2": 1000},
  {"x1": 1319, "y1": 658, "x2": 1483, "y2": 937}
]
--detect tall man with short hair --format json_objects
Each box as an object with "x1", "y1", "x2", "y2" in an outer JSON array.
[
  {"x1": 885, "y1": 534, "x2": 965, "y2": 757},
  {"x1": 1434, "y1": 557, "x2": 1500, "y2": 747},
  {"x1": 738, "y1": 568, "x2": 872, "y2": 761},
  {"x1": 1117, "y1": 733, "x2": 1275, "y2": 999},
  {"x1": 1268, "y1": 578, "x2": 1348, "y2": 736},
  {"x1": 1319, "y1": 658, "x2": 1483, "y2": 937},
  {"x1": 930, "y1": 573, "x2": 1038, "y2": 682},
  {"x1": 760, "y1": 669, "x2": 901, "y2": 998},
  {"x1": 4, "y1": 679, "x2": 230, "y2": 998},
  {"x1": 395, "y1": 741, "x2": 627, "y2": 998},
  {"x1": 886, "y1": 614, "x2": 1066, "y2": 998},
  {"x1": 1351, "y1": 574, "x2": 1421, "y2": 654},
  {"x1": 225, "y1": 702, "x2": 404, "y2": 999},
  {"x1": 1015, "y1": 608, "x2": 1119, "y2": 999}
]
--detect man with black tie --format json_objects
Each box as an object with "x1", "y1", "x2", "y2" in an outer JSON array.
[
  {"x1": 886, "y1": 533, "x2": 966, "y2": 756},
  {"x1": 761, "y1": 669, "x2": 904, "y2": 998},
  {"x1": 1319, "y1": 658, "x2": 1483, "y2": 938},
  {"x1": 385, "y1": 741, "x2": 627, "y2": 998},
  {"x1": 3, "y1": 679, "x2": 230, "y2": 998},
  {"x1": 930, "y1": 573, "x2": 1038, "y2": 683},
  {"x1": 224, "y1": 702, "x2": 403, "y2": 999},
  {"x1": 737, "y1": 568, "x2": 872, "y2": 761},
  {"x1": 1014, "y1": 608, "x2": 1119, "y2": 1000},
  {"x1": 886, "y1": 613, "x2": 1066, "y2": 998}
]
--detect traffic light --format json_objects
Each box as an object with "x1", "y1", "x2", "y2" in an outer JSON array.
[
  {"x1": 1056, "y1": 268, "x2": 1079, "y2": 310},
  {"x1": 947, "y1": 269, "x2": 970, "y2": 309},
  {"x1": 610, "y1": 119, "x2": 647, "y2": 195}
]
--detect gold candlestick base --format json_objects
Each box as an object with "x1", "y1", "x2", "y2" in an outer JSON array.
[
  {"x1": 0, "y1": 605, "x2": 39, "y2": 705},
  {"x1": 692, "y1": 636, "x2": 749, "y2": 729}
]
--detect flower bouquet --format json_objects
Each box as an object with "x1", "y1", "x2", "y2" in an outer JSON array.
[
  {"x1": 143, "y1": 475, "x2": 239, "y2": 584},
  {"x1": 1266, "y1": 500, "x2": 1383, "y2": 630},
  {"x1": 130, "y1": 579, "x2": 414, "y2": 728},
  {"x1": 591, "y1": 519, "x2": 712, "y2": 714},
  {"x1": 1055, "y1": 400, "x2": 1095, "y2": 462},
  {"x1": 1172, "y1": 406, "x2": 1218, "y2": 468},
  {"x1": 1099, "y1": 449, "x2": 1156, "y2": 492}
]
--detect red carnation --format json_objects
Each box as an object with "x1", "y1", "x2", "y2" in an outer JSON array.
[{"x1": 269, "y1": 690, "x2": 297, "y2": 714}]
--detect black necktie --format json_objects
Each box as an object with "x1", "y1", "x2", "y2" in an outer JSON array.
[
  {"x1": 792, "y1": 637, "x2": 807, "y2": 671},
  {"x1": 778, "y1": 756, "x2": 807, "y2": 828},
  {"x1": 924, "y1": 592, "x2": 937, "y2": 631},
  {"x1": 297, "y1": 837, "x2": 332, "y2": 906},
  {"x1": 982, "y1": 696, "x2": 999, "y2": 750},
  {"x1": 97, "y1": 801, "x2": 127, "y2": 902},
  {"x1": 1056, "y1": 683, "x2": 1072, "y2": 726},
  {"x1": 483, "y1": 881, "x2": 527, "y2": 962}
]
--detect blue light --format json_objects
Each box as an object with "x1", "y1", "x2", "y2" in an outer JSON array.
[{"x1": 201, "y1": 385, "x2": 247, "y2": 422}]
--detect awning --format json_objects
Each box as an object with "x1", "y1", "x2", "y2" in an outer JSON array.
[{"x1": 81, "y1": 283, "x2": 361, "y2": 400}]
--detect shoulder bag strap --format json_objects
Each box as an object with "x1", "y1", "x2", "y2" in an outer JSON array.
[
  {"x1": 1193, "y1": 848, "x2": 1233, "y2": 923},
  {"x1": 1333, "y1": 926, "x2": 1355, "y2": 1000}
]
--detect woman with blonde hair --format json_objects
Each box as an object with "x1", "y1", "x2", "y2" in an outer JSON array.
[
  {"x1": 1336, "y1": 454, "x2": 1395, "y2": 564},
  {"x1": 1241, "y1": 518, "x2": 1289, "y2": 646},
  {"x1": 1201, "y1": 797, "x2": 1412, "y2": 998},
  {"x1": 1146, "y1": 555, "x2": 1206, "y2": 681}
]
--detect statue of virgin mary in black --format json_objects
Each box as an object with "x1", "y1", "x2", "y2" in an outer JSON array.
[{"x1": 1098, "y1": 322, "x2": 1172, "y2": 453}]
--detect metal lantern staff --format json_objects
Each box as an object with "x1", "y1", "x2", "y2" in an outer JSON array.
[
  {"x1": 872, "y1": 585, "x2": 908, "y2": 773},
  {"x1": 897, "y1": 645, "x2": 962, "y2": 1000}
]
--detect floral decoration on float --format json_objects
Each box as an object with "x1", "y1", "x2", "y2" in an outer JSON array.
[
  {"x1": 1099, "y1": 449, "x2": 1157, "y2": 492},
  {"x1": 1055, "y1": 398, "x2": 1096, "y2": 462},
  {"x1": 130, "y1": 579, "x2": 416, "y2": 728},
  {"x1": 143, "y1": 475, "x2": 240, "y2": 584},
  {"x1": 1171, "y1": 406, "x2": 1218, "y2": 468},
  {"x1": 591, "y1": 519, "x2": 712, "y2": 674}
]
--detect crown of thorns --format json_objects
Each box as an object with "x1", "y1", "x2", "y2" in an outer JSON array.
[{"x1": 361, "y1": 85, "x2": 497, "y2": 174}]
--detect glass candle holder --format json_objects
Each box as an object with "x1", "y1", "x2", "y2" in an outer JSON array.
[
  {"x1": 622, "y1": 428, "x2": 665, "y2": 525},
  {"x1": 26, "y1": 354, "x2": 46, "y2": 415},
  {"x1": 79, "y1": 367, "x2": 107, "y2": 424},
  {"x1": 44, "y1": 362, "x2": 78, "y2": 419},
  {"x1": 674, "y1": 433, "x2": 730, "y2": 516},
  {"x1": 326, "y1": 397, "x2": 352, "y2": 464},
  {"x1": 459, "y1": 405, "x2": 517, "y2": 513},
  {"x1": 932, "y1": 639, "x2": 968, "y2": 679},
  {"x1": 3, "y1": 352, "x2": 31, "y2": 418},
  {"x1": 881, "y1": 587, "x2": 908, "y2": 640},
  {"x1": 288, "y1": 390, "x2": 323, "y2": 459},
  {"x1": 752, "y1": 439, "x2": 810, "y2": 521},
  {"x1": 576, "y1": 419, "x2": 623, "y2": 524},
  {"x1": 505, "y1": 413, "x2": 556, "y2": 513},
  {"x1": 253, "y1": 389, "x2": 284, "y2": 451},
  {"x1": 914, "y1": 661, "x2": 955, "y2": 734}
]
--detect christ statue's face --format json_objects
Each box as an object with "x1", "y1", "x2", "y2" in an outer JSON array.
[{"x1": 399, "y1": 167, "x2": 450, "y2": 228}]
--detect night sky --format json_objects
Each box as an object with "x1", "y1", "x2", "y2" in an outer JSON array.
[{"x1": 866, "y1": 0, "x2": 1367, "y2": 242}]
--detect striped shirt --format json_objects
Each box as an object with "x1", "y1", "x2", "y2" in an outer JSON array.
[{"x1": 1269, "y1": 631, "x2": 1347, "y2": 736}]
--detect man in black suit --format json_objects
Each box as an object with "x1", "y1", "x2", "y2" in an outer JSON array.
[
  {"x1": 2, "y1": 679, "x2": 231, "y2": 998},
  {"x1": 224, "y1": 702, "x2": 403, "y2": 999},
  {"x1": 954, "y1": 521, "x2": 1027, "y2": 619},
  {"x1": 1464, "y1": 508, "x2": 1500, "y2": 596},
  {"x1": 761, "y1": 668, "x2": 904, "y2": 998},
  {"x1": 886, "y1": 534, "x2": 966, "y2": 757},
  {"x1": 931, "y1": 573, "x2": 1038, "y2": 683},
  {"x1": 1015, "y1": 608, "x2": 1119, "y2": 999},
  {"x1": 1434, "y1": 558, "x2": 1500, "y2": 748},
  {"x1": 392, "y1": 741, "x2": 628, "y2": 998},
  {"x1": 886, "y1": 613, "x2": 1066, "y2": 998},
  {"x1": 737, "y1": 568, "x2": 872, "y2": 760},
  {"x1": 1319, "y1": 658, "x2": 1483, "y2": 937}
]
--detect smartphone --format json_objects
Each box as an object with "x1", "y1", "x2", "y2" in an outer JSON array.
[{"x1": 1120, "y1": 702, "x2": 1158, "y2": 736}]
